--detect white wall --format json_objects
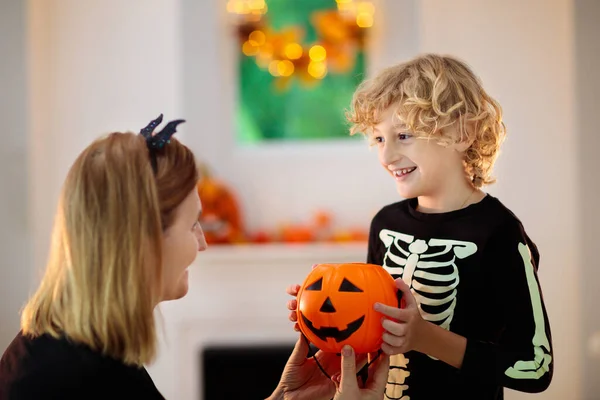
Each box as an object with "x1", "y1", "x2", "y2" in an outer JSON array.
[
  {"x1": 0, "y1": 0, "x2": 31, "y2": 351},
  {"x1": 27, "y1": 0, "x2": 184, "y2": 285},
  {"x1": 574, "y1": 0, "x2": 600, "y2": 394}
]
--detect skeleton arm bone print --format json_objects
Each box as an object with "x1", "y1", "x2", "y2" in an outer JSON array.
[{"x1": 460, "y1": 221, "x2": 553, "y2": 393}]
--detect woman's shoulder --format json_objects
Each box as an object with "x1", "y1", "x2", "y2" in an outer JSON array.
[
  {"x1": 1, "y1": 330, "x2": 90, "y2": 369},
  {"x1": 0, "y1": 330, "x2": 163, "y2": 399},
  {"x1": 0, "y1": 331, "x2": 90, "y2": 395}
]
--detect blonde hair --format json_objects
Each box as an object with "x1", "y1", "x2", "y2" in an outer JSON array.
[
  {"x1": 346, "y1": 53, "x2": 506, "y2": 187},
  {"x1": 21, "y1": 131, "x2": 198, "y2": 366}
]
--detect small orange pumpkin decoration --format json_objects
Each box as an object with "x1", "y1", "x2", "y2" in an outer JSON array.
[
  {"x1": 296, "y1": 263, "x2": 398, "y2": 353},
  {"x1": 196, "y1": 163, "x2": 245, "y2": 244}
]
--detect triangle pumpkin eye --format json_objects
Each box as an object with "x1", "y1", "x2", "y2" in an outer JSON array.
[
  {"x1": 339, "y1": 278, "x2": 363, "y2": 292},
  {"x1": 306, "y1": 277, "x2": 323, "y2": 291}
]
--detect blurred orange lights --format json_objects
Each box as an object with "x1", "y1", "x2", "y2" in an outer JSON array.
[
  {"x1": 308, "y1": 61, "x2": 327, "y2": 79},
  {"x1": 268, "y1": 59, "x2": 295, "y2": 77},
  {"x1": 242, "y1": 30, "x2": 267, "y2": 55},
  {"x1": 309, "y1": 45, "x2": 327, "y2": 62},
  {"x1": 356, "y1": 12, "x2": 374, "y2": 28},
  {"x1": 227, "y1": 0, "x2": 268, "y2": 15},
  {"x1": 248, "y1": 30, "x2": 266, "y2": 45},
  {"x1": 284, "y1": 43, "x2": 303, "y2": 60},
  {"x1": 336, "y1": 0, "x2": 375, "y2": 28},
  {"x1": 242, "y1": 41, "x2": 259, "y2": 56},
  {"x1": 228, "y1": 0, "x2": 374, "y2": 88}
]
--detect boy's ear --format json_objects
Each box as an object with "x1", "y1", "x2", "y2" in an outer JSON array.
[
  {"x1": 452, "y1": 119, "x2": 476, "y2": 153},
  {"x1": 454, "y1": 139, "x2": 471, "y2": 153}
]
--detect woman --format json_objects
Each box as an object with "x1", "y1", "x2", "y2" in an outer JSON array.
[{"x1": 0, "y1": 115, "x2": 388, "y2": 400}]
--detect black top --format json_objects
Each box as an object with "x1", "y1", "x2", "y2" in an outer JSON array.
[
  {"x1": 0, "y1": 331, "x2": 165, "y2": 400},
  {"x1": 367, "y1": 195, "x2": 553, "y2": 399}
]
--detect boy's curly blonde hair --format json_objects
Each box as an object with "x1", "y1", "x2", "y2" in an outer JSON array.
[{"x1": 346, "y1": 54, "x2": 506, "y2": 187}]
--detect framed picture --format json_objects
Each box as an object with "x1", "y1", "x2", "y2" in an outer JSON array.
[{"x1": 230, "y1": 0, "x2": 374, "y2": 144}]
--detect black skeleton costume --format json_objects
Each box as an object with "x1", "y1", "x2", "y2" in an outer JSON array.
[{"x1": 367, "y1": 194, "x2": 553, "y2": 399}]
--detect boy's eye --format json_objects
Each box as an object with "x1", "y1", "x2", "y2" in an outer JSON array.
[
  {"x1": 398, "y1": 133, "x2": 412, "y2": 140},
  {"x1": 368, "y1": 136, "x2": 384, "y2": 146}
]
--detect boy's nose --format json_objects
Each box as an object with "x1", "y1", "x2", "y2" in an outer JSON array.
[{"x1": 380, "y1": 143, "x2": 402, "y2": 166}]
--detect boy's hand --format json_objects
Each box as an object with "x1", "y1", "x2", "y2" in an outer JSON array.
[
  {"x1": 374, "y1": 278, "x2": 428, "y2": 355},
  {"x1": 286, "y1": 284, "x2": 301, "y2": 332},
  {"x1": 286, "y1": 264, "x2": 318, "y2": 332}
]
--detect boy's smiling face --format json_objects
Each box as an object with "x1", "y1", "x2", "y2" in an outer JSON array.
[{"x1": 371, "y1": 106, "x2": 467, "y2": 200}]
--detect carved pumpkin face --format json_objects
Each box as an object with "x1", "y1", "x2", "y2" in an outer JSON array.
[{"x1": 296, "y1": 263, "x2": 398, "y2": 353}]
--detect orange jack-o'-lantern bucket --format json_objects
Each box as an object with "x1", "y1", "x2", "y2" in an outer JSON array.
[{"x1": 296, "y1": 263, "x2": 399, "y2": 353}]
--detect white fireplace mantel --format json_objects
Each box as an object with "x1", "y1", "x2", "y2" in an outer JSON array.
[{"x1": 150, "y1": 242, "x2": 368, "y2": 400}]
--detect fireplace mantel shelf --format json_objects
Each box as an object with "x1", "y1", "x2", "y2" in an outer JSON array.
[{"x1": 195, "y1": 242, "x2": 368, "y2": 265}]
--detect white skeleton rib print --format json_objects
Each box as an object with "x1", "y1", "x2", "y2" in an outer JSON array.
[
  {"x1": 379, "y1": 229, "x2": 478, "y2": 400},
  {"x1": 379, "y1": 229, "x2": 478, "y2": 328}
]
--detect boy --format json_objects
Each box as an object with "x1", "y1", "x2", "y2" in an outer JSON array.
[{"x1": 287, "y1": 54, "x2": 553, "y2": 399}]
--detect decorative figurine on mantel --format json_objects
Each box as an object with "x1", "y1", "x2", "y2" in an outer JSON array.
[{"x1": 196, "y1": 163, "x2": 246, "y2": 244}]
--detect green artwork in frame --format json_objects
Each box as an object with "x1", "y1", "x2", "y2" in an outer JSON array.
[{"x1": 233, "y1": 0, "x2": 373, "y2": 144}]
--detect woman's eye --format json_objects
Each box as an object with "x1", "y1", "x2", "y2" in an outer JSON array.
[{"x1": 192, "y1": 221, "x2": 200, "y2": 230}]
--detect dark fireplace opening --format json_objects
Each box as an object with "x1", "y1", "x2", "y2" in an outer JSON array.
[{"x1": 201, "y1": 342, "x2": 318, "y2": 400}]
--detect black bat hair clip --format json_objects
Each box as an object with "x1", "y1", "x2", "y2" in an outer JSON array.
[{"x1": 139, "y1": 113, "x2": 186, "y2": 173}]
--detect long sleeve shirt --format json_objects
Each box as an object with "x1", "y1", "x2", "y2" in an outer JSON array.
[{"x1": 366, "y1": 194, "x2": 553, "y2": 399}]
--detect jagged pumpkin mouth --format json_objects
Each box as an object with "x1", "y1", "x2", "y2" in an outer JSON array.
[{"x1": 301, "y1": 314, "x2": 365, "y2": 342}]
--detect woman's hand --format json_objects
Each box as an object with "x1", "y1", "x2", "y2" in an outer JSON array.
[
  {"x1": 332, "y1": 346, "x2": 390, "y2": 400},
  {"x1": 268, "y1": 334, "x2": 368, "y2": 400}
]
